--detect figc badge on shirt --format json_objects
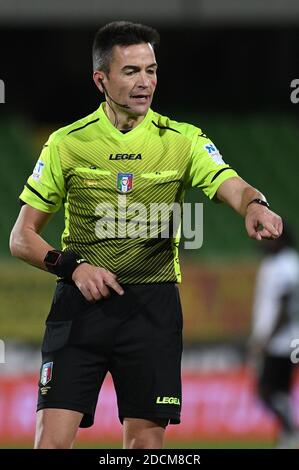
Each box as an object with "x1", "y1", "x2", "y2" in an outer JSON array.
[{"x1": 116, "y1": 173, "x2": 133, "y2": 193}]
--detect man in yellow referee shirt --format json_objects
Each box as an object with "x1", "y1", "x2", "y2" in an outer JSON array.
[{"x1": 10, "y1": 21, "x2": 282, "y2": 449}]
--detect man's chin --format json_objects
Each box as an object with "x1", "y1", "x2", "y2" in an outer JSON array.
[
  {"x1": 129, "y1": 103, "x2": 151, "y2": 117},
  {"x1": 127, "y1": 97, "x2": 152, "y2": 115}
]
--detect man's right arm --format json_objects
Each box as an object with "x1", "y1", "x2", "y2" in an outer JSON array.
[
  {"x1": 10, "y1": 204, "x2": 124, "y2": 301},
  {"x1": 10, "y1": 204, "x2": 54, "y2": 270}
]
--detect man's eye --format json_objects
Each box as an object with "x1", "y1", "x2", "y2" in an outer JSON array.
[
  {"x1": 147, "y1": 70, "x2": 155, "y2": 75},
  {"x1": 125, "y1": 71, "x2": 135, "y2": 76}
]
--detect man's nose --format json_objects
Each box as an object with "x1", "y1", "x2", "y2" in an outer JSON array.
[{"x1": 137, "y1": 72, "x2": 150, "y2": 87}]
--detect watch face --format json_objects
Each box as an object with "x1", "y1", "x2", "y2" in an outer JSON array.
[{"x1": 45, "y1": 251, "x2": 61, "y2": 266}]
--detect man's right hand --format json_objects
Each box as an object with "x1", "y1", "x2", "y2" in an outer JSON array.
[{"x1": 72, "y1": 264, "x2": 124, "y2": 301}]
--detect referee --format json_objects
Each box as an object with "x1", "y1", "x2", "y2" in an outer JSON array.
[{"x1": 10, "y1": 21, "x2": 282, "y2": 449}]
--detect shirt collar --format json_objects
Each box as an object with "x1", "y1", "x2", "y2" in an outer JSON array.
[{"x1": 96, "y1": 102, "x2": 154, "y2": 137}]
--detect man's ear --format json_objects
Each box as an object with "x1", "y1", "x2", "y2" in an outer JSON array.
[{"x1": 93, "y1": 71, "x2": 105, "y2": 93}]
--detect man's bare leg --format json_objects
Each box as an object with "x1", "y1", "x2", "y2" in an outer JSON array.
[
  {"x1": 34, "y1": 409, "x2": 83, "y2": 449},
  {"x1": 123, "y1": 418, "x2": 167, "y2": 449}
]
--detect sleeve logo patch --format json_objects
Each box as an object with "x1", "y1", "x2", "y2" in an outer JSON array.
[
  {"x1": 32, "y1": 160, "x2": 45, "y2": 181},
  {"x1": 204, "y1": 144, "x2": 225, "y2": 165}
]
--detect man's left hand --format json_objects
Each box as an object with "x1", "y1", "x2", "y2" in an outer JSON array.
[{"x1": 245, "y1": 204, "x2": 283, "y2": 240}]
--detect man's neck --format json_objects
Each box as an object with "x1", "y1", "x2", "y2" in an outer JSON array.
[{"x1": 104, "y1": 101, "x2": 145, "y2": 131}]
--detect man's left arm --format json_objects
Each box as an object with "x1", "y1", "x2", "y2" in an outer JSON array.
[{"x1": 216, "y1": 176, "x2": 283, "y2": 240}]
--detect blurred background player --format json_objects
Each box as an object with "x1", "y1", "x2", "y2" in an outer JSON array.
[{"x1": 249, "y1": 224, "x2": 299, "y2": 447}]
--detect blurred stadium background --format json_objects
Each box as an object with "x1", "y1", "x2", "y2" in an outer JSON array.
[{"x1": 0, "y1": 0, "x2": 299, "y2": 448}]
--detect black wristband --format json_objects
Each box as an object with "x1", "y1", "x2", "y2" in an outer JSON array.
[
  {"x1": 44, "y1": 250, "x2": 88, "y2": 280},
  {"x1": 247, "y1": 198, "x2": 270, "y2": 209}
]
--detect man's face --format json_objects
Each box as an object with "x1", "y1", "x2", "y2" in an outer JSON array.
[{"x1": 100, "y1": 43, "x2": 158, "y2": 116}]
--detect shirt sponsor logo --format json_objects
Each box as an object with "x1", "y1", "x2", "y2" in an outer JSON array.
[
  {"x1": 109, "y1": 153, "x2": 142, "y2": 160},
  {"x1": 116, "y1": 173, "x2": 133, "y2": 193},
  {"x1": 32, "y1": 160, "x2": 45, "y2": 181},
  {"x1": 204, "y1": 144, "x2": 225, "y2": 165},
  {"x1": 156, "y1": 396, "x2": 180, "y2": 405},
  {"x1": 40, "y1": 361, "x2": 53, "y2": 386}
]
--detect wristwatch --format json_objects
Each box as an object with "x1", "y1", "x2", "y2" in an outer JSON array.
[
  {"x1": 44, "y1": 250, "x2": 88, "y2": 279},
  {"x1": 247, "y1": 198, "x2": 270, "y2": 209},
  {"x1": 44, "y1": 250, "x2": 62, "y2": 270}
]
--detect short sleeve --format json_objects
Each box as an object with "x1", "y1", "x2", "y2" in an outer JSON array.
[
  {"x1": 19, "y1": 139, "x2": 65, "y2": 213},
  {"x1": 185, "y1": 133, "x2": 238, "y2": 200}
]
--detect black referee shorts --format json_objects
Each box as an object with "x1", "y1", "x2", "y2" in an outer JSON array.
[{"x1": 37, "y1": 281, "x2": 183, "y2": 428}]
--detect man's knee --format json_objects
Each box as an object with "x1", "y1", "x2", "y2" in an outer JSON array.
[
  {"x1": 128, "y1": 433, "x2": 165, "y2": 449},
  {"x1": 123, "y1": 417, "x2": 167, "y2": 449},
  {"x1": 34, "y1": 408, "x2": 82, "y2": 449},
  {"x1": 35, "y1": 432, "x2": 74, "y2": 449}
]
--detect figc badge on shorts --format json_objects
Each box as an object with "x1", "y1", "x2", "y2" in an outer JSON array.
[
  {"x1": 41, "y1": 361, "x2": 53, "y2": 386},
  {"x1": 116, "y1": 173, "x2": 133, "y2": 193}
]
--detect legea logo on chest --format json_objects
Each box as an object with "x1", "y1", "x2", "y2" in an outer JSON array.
[{"x1": 109, "y1": 153, "x2": 142, "y2": 160}]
